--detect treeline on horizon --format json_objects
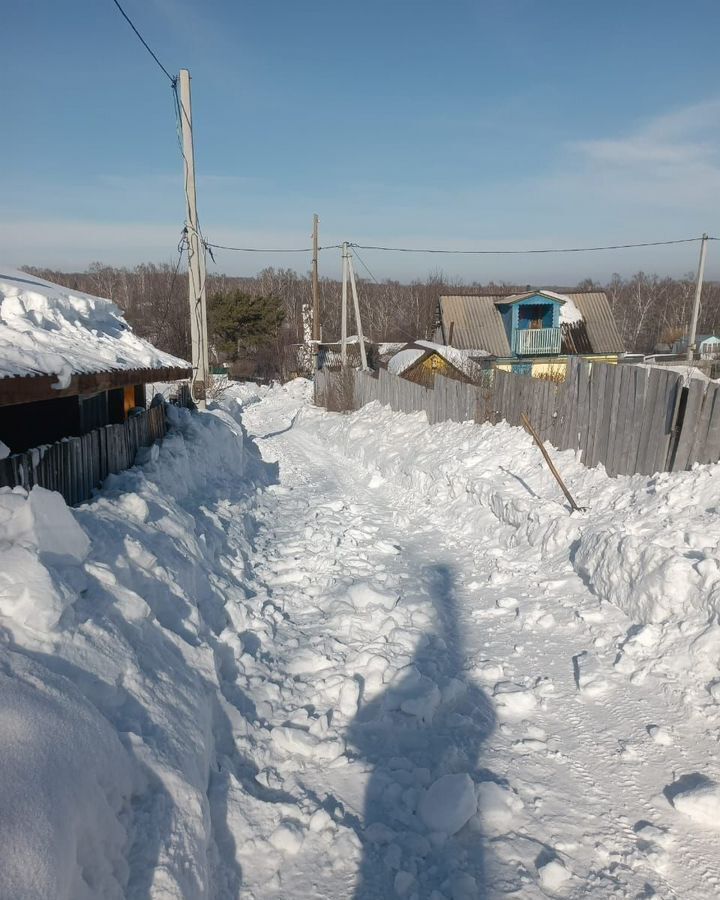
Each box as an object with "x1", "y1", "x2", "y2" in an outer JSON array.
[{"x1": 22, "y1": 262, "x2": 720, "y2": 376}]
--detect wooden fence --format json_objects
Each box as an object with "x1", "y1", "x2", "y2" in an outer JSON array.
[
  {"x1": 0, "y1": 404, "x2": 167, "y2": 505},
  {"x1": 315, "y1": 360, "x2": 720, "y2": 476}
]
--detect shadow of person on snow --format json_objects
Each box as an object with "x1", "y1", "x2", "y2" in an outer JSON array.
[{"x1": 347, "y1": 564, "x2": 496, "y2": 899}]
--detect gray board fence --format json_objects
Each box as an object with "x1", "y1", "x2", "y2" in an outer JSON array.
[
  {"x1": 315, "y1": 360, "x2": 720, "y2": 477},
  {"x1": 0, "y1": 403, "x2": 167, "y2": 506}
]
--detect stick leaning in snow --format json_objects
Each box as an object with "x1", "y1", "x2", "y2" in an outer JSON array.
[{"x1": 521, "y1": 413, "x2": 586, "y2": 513}]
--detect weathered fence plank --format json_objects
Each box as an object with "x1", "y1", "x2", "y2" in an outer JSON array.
[
  {"x1": 316, "y1": 360, "x2": 720, "y2": 477},
  {"x1": 1, "y1": 403, "x2": 171, "y2": 507},
  {"x1": 672, "y1": 379, "x2": 706, "y2": 472}
]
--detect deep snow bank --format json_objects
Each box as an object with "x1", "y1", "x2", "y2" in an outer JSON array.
[
  {"x1": 0, "y1": 396, "x2": 262, "y2": 899},
  {"x1": 300, "y1": 400, "x2": 720, "y2": 702}
]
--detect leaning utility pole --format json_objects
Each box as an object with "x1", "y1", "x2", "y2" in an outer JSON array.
[
  {"x1": 341, "y1": 242, "x2": 348, "y2": 366},
  {"x1": 347, "y1": 247, "x2": 368, "y2": 369},
  {"x1": 311, "y1": 214, "x2": 320, "y2": 370},
  {"x1": 178, "y1": 68, "x2": 210, "y2": 408},
  {"x1": 686, "y1": 233, "x2": 709, "y2": 363}
]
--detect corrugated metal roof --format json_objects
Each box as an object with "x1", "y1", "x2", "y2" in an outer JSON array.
[
  {"x1": 439, "y1": 291, "x2": 624, "y2": 356},
  {"x1": 569, "y1": 293, "x2": 624, "y2": 353},
  {"x1": 439, "y1": 296, "x2": 511, "y2": 355}
]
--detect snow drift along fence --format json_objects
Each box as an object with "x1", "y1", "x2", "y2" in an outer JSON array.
[
  {"x1": 0, "y1": 404, "x2": 167, "y2": 506},
  {"x1": 315, "y1": 360, "x2": 720, "y2": 477}
]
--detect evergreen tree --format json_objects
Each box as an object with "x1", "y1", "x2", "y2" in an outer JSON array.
[{"x1": 207, "y1": 289, "x2": 284, "y2": 360}]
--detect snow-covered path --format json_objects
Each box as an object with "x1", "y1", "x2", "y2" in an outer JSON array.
[
  {"x1": 223, "y1": 385, "x2": 720, "y2": 899},
  {"x1": 3, "y1": 381, "x2": 720, "y2": 899}
]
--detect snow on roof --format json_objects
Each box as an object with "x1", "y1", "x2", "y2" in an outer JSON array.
[
  {"x1": 416, "y1": 340, "x2": 488, "y2": 378},
  {"x1": 377, "y1": 342, "x2": 406, "y2": 356},
  {"x1": 387, "y1": 341, "x2": 488, "y2": 380},
  {"x1": 0, "y1": 269, "x2": 190, "y2": 386},
  {"x1": 387, "y1": 348, "x2": 426, "y2": 375},
  {"x1": 550, "y1": 291, "x2": 584, "y2": 326},
  {"x1": 528, "y1": 289, "x2": 585, "y2": 325}
]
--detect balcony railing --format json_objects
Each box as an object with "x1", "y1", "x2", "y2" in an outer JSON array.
[{"x1": 513, "y1": 327, "x2": 562, "y2": 356}]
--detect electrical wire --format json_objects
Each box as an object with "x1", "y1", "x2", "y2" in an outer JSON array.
[
  {"x1": 155, "y1": 230, "x2": 188, "y2": 344},
  {"x1": 348, "y1": 237, "x2": 714, "y2": 255},
  {"x1": 110, "y1": 0, "x2": 175, "y2": 83},
  {"x1": 204, "y1": 241, "x2": 343, "y2": 253},
  {"x1": 198, "y1": 235, "x2": 718, "y2": 258},
  {"x1": 350, "y1": 247, "x2": 380, "y2": 284}
]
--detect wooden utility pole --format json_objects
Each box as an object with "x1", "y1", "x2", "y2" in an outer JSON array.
[
  {"x1": 347, "y1": 248, "x2": 368, "y2": 369},
  {"x1": 687, "y1": 233, "x2": 709, "y2": 363},
  {"x1": 178, "y1": 69, "x2": 210, "y2": 408},
  {"x1": 311, "y1": 214, "x2": 320, "y2": 370},
  {"x1": 341, "y1": 242, "x2": 348, "y2": 366}
]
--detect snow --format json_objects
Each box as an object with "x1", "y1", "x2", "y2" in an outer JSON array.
[
  {"x1": 668, "y1": 778, "x2": 720, "y2": 829},
  {"x1": 533, "y1": 289, "x2": 584, "y2": 325},
  {"x1": 418, "y1": 773, "x2": 477, "y2": 835},
  {"x1": 416, "y1": 339, "x2": 489, "y2": 374},
  {"x1": 537, "y1": 858, "x2": 571, "y2": 891},
  {"x1": 387, "y1": 347, "x2": 425, "y2": 375},
  {"x1": 377, "y1": 341, "x2": 406, "y2": 356},
  {"x1": 387, "y1": 341, "x2": 488, "y2": 380},
  {"x1": 0, "y1": 268, "x2": 189, "y2": 383},
  {"x1": 558, "y1": 297, "x2": 583, "y2": 325},
  {"x1": 0, "y1": 655, "x2": 135, "y2": 900},
  {"x1": 2, "y1": 377, "x2": 720, "y2": 897}
]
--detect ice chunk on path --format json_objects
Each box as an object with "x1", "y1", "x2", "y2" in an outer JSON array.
[
  {"x1": 384, "y1": 666, "x2": 441, "y2": 723},
  {"x1": 493, "y1": 682, "x2": 537, "y2": 721},
  {"x1": 471, "y1": 661, "x2": 504, "y2": 682},
  {"x1": 346, "y1": 581, "x2": 398, "y2": 612},
  {"x1": 271, "y1": 726, "x2": 345, "y2": 762},
  {"x1": 337, "y1": 677, "x2": 360, "y2": 717},
  {"x1": 573, "y1": 651, "x2": 610, "y2": 697},
  {"x1": 418, "y1": 773, "x2": 477, "y2": 835},
  {"x1": 474, "y1": 781, "x2": 524, "y2": 835},
  {"x1": 669, "y1": 777, "x2": 720, "y2": 829},
  {"x1": 269, "y1": 820, "x2": 304, "y2": 855},
  {"x1": 394, "y1": 870, "x2": 415, "y2": 896},
  {"x1": 364, "y1": 822, "x2": 396, "y2": 844},
  {"x1": 647, "y1": 724, "x2": 674, "y2": 746},
  {"x1": 634, "y1": 821, "x2": 673, "y2": 872},
  {"x1": 537, "y1": 858, "x2": 571, "y2": 892},
  {"x1": 449, "y1": 873, "x2": 479, "y2": 900}
]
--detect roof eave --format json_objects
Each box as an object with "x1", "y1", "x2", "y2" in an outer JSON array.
[{"x1": 0, "y1": 365, "x2": 192, "y2": 409}]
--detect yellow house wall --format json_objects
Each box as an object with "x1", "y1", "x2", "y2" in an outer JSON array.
[{"x1": 494, "y1": 355, "x2": 621, "y2": 381}]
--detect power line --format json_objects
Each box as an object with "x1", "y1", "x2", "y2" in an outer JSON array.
[
  {"x1": 351, "y1": 247, "x2": 380, "y2": 284},
  {"x1": 155, "y1": 230, "x2": 188, "y2": 343},
  {"x1": 110, "y1": 0, "x2": 176, "y2": 83},
  {"x1": 349, "y1": 236, "x2": 714, "y2": 255},
  {"x1": 200, "y1": 235, "x2": 717, "y2": 258},
  {"x1": 204, "y1": 241, "x2": 343, "y2": 253}
]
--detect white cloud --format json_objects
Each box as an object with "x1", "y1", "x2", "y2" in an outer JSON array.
[{"x1": 565, "y1": 98, "x2": 720, "y2": 200}]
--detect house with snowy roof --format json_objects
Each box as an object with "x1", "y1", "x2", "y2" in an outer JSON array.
[
  {"x1": 433, "y1": 290, "x2": 624, "y2": 377},
  {"x1": 386, "y1": 341, "x2": 486, "y2": 387},
  {"x1": 0, "y1": 268, "x2": 190, "y2": 461}
]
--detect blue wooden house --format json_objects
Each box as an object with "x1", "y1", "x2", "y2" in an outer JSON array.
[
  {"x1": 494, "y1": 290, "x2": 564, "y2": 356},
  {"x1": 434, "y1": 289, "x2": 624, "y2": 377}
]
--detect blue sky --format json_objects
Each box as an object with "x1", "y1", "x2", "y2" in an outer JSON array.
[{"x1": 2, "y1": 0, "x2": 719, "y2": 282}]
